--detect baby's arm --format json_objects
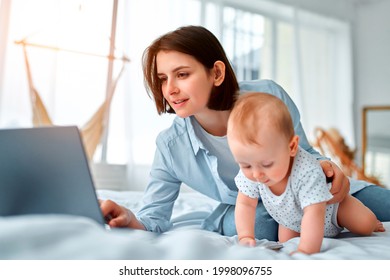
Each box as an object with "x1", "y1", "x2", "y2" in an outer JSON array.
[
  {"x1": 279, "y1": 224, "x2": 300, "y2": 242},
  {"x1": 235, "y1": 192, "x2": 258, "y2": 246},
  {"x1": 297, "y1": 202, "x2": 327, "y2": 254}
]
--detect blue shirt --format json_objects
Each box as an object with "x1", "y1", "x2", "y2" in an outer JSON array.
[{"x1": 136, "y1": 79, "x2": 370, "y2": 233}]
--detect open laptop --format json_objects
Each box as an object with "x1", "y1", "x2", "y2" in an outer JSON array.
[{"x1": 0, "y1": 126, "x2": 106, "y2": 226}]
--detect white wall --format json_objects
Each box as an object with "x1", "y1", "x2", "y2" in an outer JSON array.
[
  {"x1": 355, "y1": 1, "x2": 390, "y2": 107},
  {"x1": 271, "y1": 0, "x2": 354, "y2": 21},
  {"x1": 353, "y1": 0, "x2": 390, "y2": 155}
]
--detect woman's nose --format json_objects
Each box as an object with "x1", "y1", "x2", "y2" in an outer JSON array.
[{"x1": 166, "y1": 79, "x2": 178, "y2": 95}]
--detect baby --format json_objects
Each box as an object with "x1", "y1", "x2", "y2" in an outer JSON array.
[{"x1": 227, "y1": 92, "x2": 385, "y2": 254}]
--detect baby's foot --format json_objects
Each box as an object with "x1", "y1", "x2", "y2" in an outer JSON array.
[{"x1": 374, "y1": 220, "x2": 386, "y2": 232}]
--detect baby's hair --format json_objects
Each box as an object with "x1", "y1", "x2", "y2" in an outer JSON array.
[{"x1": 228, "y1": 92, "x2": 295, "y2": 145}]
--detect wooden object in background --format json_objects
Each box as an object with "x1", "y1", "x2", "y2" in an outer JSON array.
[{"x1": 313, "y1": 127, "x2": 382, "y2": 186}]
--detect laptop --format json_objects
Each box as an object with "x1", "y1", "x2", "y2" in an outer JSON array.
[{"x1": 0, "y1": 125, "x2": 106, "y2": 226}]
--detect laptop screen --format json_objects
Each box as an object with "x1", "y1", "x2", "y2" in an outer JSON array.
[{"x1": 0, "y1": 126, "x2": 105, "y2": 225}]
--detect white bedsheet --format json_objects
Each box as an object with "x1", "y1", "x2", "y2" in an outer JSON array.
[{"x1": 0, "y1": 190, "x2": 389, "y2": 260}]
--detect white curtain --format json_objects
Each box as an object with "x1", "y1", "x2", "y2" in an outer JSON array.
[
  {"x1": 0, "y1": 0, "x2": 12, "y2": 112},
  {"x1": 291, "y1": 8, "x2": 354, "y2": 146},
  {"x1": 248, "y1": 3, "x2": 354, "y2": 146}
]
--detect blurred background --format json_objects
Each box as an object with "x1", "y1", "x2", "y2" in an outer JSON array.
[{"x1": 0, "y1": 0, "x2": 389, "y2": 189}]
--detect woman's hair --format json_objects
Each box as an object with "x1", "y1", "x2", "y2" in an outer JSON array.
[
  {"x1": 228, "y1": 92, "x2": 295, "y2": 145},
  {"x1": 142, "y1": 25, "x2": 239, "y2": 114}
]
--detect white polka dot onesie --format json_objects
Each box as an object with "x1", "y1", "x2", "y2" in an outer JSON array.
[{"x1": 235, "y1": 147, "x2": 344, "y2": 237}]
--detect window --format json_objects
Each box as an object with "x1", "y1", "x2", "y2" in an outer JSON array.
[
  {"x1": 1, "y1": 0, "x2": 126, "y2": 162},
  {"x1": 222, "y1": 7, "x2": 264, "y2": 81}
]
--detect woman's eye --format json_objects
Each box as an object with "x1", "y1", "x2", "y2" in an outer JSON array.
[
  {"x1": 158, "y1": 76, "x2": 167, "y2": 83},
  {"x1": 177, "y1": 72, "x2": 189, "y2": 78}
]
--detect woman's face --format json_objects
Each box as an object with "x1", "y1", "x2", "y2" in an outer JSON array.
[{"x1": 156, "y1": 50, "x2": 215, "y2": 118}]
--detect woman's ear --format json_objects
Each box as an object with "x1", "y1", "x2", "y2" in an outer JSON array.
[
  {"x1": 289, "y1": 135, "x2": 300, "y2": 156},
  {"x1": 213, "y1": 61, "x2": 225, "y2": 86}
]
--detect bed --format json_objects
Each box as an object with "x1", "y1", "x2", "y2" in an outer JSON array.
[{"x1": 0, "y1": 189, "x2": 389, "y2": 260}]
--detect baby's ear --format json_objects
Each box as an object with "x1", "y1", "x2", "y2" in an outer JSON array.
[{"x1": 289, "y1": 135, "x2": 300, "y2": 156}]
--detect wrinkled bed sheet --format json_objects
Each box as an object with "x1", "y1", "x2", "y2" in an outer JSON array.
[{"x1": 0, "y1": 190, "x2": 389, "y2": 260}]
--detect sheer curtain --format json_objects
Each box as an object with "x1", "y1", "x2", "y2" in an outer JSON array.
[
  {"x1": 0, "y1": 0, "x2": 11, "y2": 111},
  {"x1": 291, "y1": 8, "x2": 354, "y2": 146},
  {"x1": 260, "y1": 5, "x2": 354, "y2": 145}
]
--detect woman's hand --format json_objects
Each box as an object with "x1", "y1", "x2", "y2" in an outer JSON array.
[
  {"x1": 99, "y1": 199, "x2": 145, "y2": 230},
  {"x1": 320, "y1": 160, "x2": 350, "y2": 204}
]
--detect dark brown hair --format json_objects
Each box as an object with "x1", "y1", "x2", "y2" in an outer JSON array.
[{"x1": 142, "y1": 25, "x2": 239, "y2": 114}]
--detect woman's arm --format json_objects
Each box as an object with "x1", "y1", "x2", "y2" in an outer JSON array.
[
  {"x1": 136, "y1": 142, "x2": 182, "y2": 233},
  {"x1": 99, "y1": 141, "x2": 181, "y2": 231}
]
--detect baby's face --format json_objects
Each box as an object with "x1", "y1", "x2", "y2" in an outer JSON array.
[{"x1": 228, "y1": 128, "x2": 294, "y2": 188}]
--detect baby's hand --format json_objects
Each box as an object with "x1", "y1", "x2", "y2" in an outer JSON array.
[{"x1": 238, "y1": 236, "x2": 256, "y2": 247}]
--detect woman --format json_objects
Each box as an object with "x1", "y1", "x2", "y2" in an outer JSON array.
[{"x1": 100, "y1": 25, "x2": 389, "y2": 241}]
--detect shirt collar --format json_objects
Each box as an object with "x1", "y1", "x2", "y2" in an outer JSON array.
[{"x1": 185, "y1": 116, "x2": 206, "y2": 155}]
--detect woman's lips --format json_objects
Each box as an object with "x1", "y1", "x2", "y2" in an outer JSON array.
[{"x1": 171, "y1": 98, "x2": 188, "y2": 108}]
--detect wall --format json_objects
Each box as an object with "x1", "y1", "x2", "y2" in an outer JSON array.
[
  {"x1": 353, "y1": 0, "x2": 390, "y2": 155},
  {"x1": 270, "y1": 0, "x2": 354, "y2": 21}
]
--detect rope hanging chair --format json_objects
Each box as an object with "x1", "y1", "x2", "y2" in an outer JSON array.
[{"x1": 19, "y1": 40, "x2": 129, "y2": 160}]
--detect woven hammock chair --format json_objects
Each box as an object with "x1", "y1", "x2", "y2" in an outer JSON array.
[{"x1": 22, "y1": 43, "x2": 127, "y2": 160}]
